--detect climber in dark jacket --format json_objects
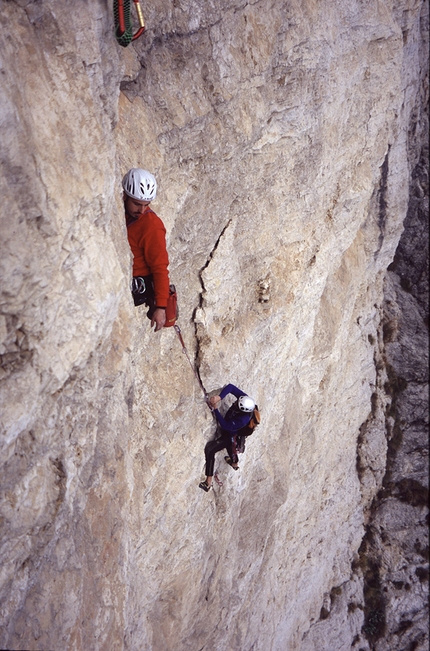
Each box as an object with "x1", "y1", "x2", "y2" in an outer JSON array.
[{"x1": 199, "y1": 383, "x2": 256, "y2": 492}]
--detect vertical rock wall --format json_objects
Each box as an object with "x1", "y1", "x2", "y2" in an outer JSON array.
[
  {"x1": 0, "y1": 1, "x2": 133, "y2": 648},
  {"x1": 0, "y1": 1, "x2": 427, "y2": 650},
  {"x1": 299, "y1": 16, "x2": 429, "y2": 647},
  {"x1": 359, "y1": 71, "x2": 429, "y2": 651}
]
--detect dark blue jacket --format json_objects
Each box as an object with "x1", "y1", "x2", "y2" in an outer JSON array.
[{"x1": 214, "y1": 383, "x2": 252, "y2": 433}]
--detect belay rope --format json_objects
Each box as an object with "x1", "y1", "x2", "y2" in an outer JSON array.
[{"x1": 114, "y1": 0, "x2": 145, "y2": 47}]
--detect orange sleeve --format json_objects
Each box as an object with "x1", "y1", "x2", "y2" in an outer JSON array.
[{"x1": 137, "y1": 213, "x2": 170, "y2": 307}]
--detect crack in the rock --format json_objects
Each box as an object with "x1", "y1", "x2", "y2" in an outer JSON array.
[
  {"x1": 191, "y1": 219, "x2": 233, "y2": 388},
  {"x1": 196, "y1": 219, "x2": 232, "y2": 308},
  {"x1": 374, "y1": 147, "x2": 390, "y2": 259}
]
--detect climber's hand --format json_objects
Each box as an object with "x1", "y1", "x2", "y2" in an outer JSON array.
[
  {"x1": 151, "y1": 308, "x2": 166, "y2": 332},
  {"x1": 208, "y1": 395, "x2": 221, "y2": 409}
]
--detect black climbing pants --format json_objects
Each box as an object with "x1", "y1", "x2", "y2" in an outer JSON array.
[{"x1": 204, "y1": 433, "x2": 237, "y2": 477}]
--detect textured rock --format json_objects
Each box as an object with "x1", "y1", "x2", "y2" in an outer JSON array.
[
  {"x1": 360, "y1": 85, "x2": 429, "y2": 651},
  {"x1": 299, "y1": 11, "x2": 429, "y2": 648},
  {"x1": 0, "y1": 1, "x2": 428, "y2": 650}
]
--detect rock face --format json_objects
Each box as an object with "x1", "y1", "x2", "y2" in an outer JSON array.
[
  {"x1": 0, "y1": 1, "x2": 428, "y2": 651},
  {"x1": 359, "y1": 93, "x2": 429, "y2": 651},
  {"x1": 300, "y1": 57, "x2": 429, "y2": 651}
]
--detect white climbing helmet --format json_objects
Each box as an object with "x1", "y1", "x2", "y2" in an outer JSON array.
[
  {"x1": 238, "y1": 395, "x2": 255, "y2": 413},
  {"x1": 122, "y1": 168, "x2": 157, "y2": 201}
]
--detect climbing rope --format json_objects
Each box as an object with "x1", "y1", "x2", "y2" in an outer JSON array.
[
  {"x1": 114, "y1": 0, "x2": 145, "y2": 48},
  {"x1": 174, "y1": 325, "x2": 210, "y2": 403}
]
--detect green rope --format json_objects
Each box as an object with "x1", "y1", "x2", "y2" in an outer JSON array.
[{"x1": 114, "y1": 0, "x2": 134, "y2": 48}]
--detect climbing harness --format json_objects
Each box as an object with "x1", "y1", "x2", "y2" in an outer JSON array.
[
  {"x1": 114, "y1": 0, "x2": 145, "y2": 48},
  {"x1": 174, "y1": 325, "x2": 209, "y2": 403}
]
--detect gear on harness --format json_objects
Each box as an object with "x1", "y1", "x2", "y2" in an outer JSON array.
[
  {"x1": 174, "y1": 325, "x2": 210, "y2": 405},
  {"x1": 114, "y1": 0, "x2": 145, "y2": 48}
]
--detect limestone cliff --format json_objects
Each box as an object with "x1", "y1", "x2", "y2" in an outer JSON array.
[{"x1": 0, "y1": 1, "x2": 428, "y2": 650}]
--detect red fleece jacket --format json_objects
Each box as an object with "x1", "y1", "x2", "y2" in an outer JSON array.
[{"x1": 126, "y1": 207, "x2": 170, "y2": 307}]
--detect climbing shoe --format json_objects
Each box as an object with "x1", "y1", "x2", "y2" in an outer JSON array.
[
  {"x1": 224, "y1": 456, "x2": 239, "y2": 470},
  {"x1": 199, "y1": 481, "x2": 211, "y2": 492}
]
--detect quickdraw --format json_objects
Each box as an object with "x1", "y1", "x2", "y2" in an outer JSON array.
[{"x1": 114, "y1": 0, "x2": 145, "y2": 48}]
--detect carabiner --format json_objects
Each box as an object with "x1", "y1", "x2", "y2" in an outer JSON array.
[
  {"x1": 132, "y1": 0, "x2": 145, "y2": 41},
  {"x1": 114, "y1": 0, "x2": 146, "y2": 47}
]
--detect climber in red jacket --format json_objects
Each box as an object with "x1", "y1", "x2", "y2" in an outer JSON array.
[{"x1": 122, "y1": 168, "x2": 171, "y2": 332}]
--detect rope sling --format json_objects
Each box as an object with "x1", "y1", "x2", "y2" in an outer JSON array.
[{"x1": 114, "y1": 0, "x2": 145, "y2": 47}]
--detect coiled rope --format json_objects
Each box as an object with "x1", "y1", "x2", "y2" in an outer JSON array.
[{"x1": 114, "y1": 0, "x2": 145, "y2": 48}]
